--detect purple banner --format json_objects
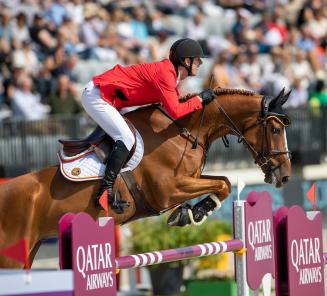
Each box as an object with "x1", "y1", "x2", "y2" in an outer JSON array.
[
  {"x1": 71, "y1": 213, "x2": 117, "y2": 296},
  {"x1": 245, "y1": 191, "x2": 275, "y2": 290},
  {"x1": 287, "y1": 207, "x2": 324, "y2": 295}
]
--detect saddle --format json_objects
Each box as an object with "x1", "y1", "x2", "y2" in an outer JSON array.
[
  {"x1": 59, "y1": 125, "x2": 107, "y2": 157},
  {"x1": 59, "y1": 123, "x2": 136, "y2": 164}
]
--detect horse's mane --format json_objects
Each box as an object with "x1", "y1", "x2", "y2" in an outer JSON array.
[
  {"x1": 179, "y1": 87, "x2": 256, "y2": 102},
  {"x1": 125, "y1": 88, "x2": 257, "y2": 115}
]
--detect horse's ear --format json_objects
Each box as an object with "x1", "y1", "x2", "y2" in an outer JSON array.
[
  {"x1": 269, "y1": 87, "x2": 285, "y2": 111},
  {"x1": 281, "y1": 89, "x2": 292, "y2": 105}
]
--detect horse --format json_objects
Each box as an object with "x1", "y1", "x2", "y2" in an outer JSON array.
[{"x1": 0, "y1": 87, "x2": 292, "y2": 268}]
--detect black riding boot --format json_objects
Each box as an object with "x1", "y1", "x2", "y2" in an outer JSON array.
[{"x1": 95, "y1": 140, "x2": 130, "y2": 212}]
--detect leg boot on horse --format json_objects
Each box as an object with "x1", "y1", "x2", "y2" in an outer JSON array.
[
  {"x1": 167, "y1": 195, "x2": 222, "y2": 227},
  {"x1": 95, "y1": 140, "x2": 130, "y2": 213}
]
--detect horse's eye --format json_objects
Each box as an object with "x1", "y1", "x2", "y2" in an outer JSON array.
[{"x1": 272, "y1": 127, "x2": 281, "y2": 134}]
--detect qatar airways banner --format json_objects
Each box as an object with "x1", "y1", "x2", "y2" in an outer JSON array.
[
  {"x1": 71, "y1": 213, "x2": 116, "y2": 296},
  {"x1": 245, "y1": 191, "x2": 275, "y2": 290},
  {"x1": 286, "y1": 206, "x2": 324, "y2": 295}
]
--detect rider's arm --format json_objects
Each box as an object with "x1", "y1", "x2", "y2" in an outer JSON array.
[{"x1": 154, "y1": 73, "x2": 202, "y2": 119}]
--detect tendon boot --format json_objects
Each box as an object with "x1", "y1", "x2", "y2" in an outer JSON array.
[
  {"x1": 95, "y1": 140, "x2": 130, "y2": 213},
  {"x1": 167, "y1": 195, "x2": 221, "y2": 227}
]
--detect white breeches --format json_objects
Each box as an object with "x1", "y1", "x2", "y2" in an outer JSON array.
[{"x1": 81, "y1": 81, "x2": 135, "y2": 151}]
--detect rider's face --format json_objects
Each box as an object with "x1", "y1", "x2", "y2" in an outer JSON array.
[
  {"x1": 190, "y1": 57, "x2": 202, "y2": 75},
  {"x1": 179, "y1": 57, "x2": 203, "y2": 80},
  {"x1": 185, "y1": 57, "x2": 202, "y2": 76}
]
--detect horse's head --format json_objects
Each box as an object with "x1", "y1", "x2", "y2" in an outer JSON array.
[{"x1": 239, "y1": 88, "x2": 292, "y2": 187}]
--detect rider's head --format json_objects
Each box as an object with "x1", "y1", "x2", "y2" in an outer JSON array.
[{"x1": 169, "y1": 38, "x2": 207, "y2": 77}]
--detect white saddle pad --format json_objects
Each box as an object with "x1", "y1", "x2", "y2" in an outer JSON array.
[{"x1": 58, "y1": 130, "x2": 144, "y2": 182}]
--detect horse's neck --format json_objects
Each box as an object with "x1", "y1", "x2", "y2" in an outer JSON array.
[
  {"x1": 127, "y1": 94, "x2": 261, "y2": 148},
  {"x1": 205, "y1": 94, "x2": 262, "y2": 142}
]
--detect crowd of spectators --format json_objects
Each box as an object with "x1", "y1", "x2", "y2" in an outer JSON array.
[{"x1": 0, "y1": 0, "x2": 326, "y2": 121}]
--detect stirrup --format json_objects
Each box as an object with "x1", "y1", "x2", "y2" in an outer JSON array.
[
  {"x1": 109, "y1": 192, "x2": 130, "y2": 214},
  {"x1": 95, "y1": 190, "x2": 130, "y2": 214}
]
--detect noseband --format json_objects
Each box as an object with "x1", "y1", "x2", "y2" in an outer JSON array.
[{"x1": 214, "y1": 96, "x2": 291, "y2": 174}]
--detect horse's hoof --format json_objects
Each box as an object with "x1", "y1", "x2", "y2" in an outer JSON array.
[{"x1": 167, "y1": 204, "x2": 192, "y2": 227}]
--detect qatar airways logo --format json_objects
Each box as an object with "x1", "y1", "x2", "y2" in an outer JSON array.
[
  {"x1": 291, "y1": 237, "x2": 322, "y2": 285},
  {"x1": 247, "y1": 218, "x2": 273, "y2": 261},
  {"x1": 75, "y1": 242, "x2": 115, "y2": 290}
]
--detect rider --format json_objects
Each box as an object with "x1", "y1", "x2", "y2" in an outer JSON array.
[{"x1": 81, "y1": 38, "x2": 216, "y2": 211}]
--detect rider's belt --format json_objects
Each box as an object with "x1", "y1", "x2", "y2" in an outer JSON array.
[{"x1": 115, "y1": 89, "x2": 129, "y2": 101}]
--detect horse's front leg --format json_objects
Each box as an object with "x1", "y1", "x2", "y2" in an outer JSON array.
[
  {"x1": 170, "y1": 175, "x2": 231, "y2": 205},
  {"x1": 167, "y1": 175, "x2": 231, "y2": 227}
]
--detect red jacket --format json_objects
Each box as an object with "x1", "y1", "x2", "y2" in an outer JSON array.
[{"x1": 92, "y1": 58, "x2": 202, "y2": 119}]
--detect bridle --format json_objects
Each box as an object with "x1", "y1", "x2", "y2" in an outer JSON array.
[
  {"x1": 156, "y1": 95, "x2": 291, "y2": 178},
  {"x1": 213, "y1": 96, "x2": 291, "y2": 177}
]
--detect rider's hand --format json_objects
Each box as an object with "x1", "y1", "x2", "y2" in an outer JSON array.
[{"x1": 199, "y1": 88, "x2": 215, "y2": 105}]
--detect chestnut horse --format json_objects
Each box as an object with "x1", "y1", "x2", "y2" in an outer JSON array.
[{"x1": 0, "y1": 88, "x2": 291, "y2": 268}]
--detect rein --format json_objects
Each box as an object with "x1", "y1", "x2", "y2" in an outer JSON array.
[
  {"x1": 213, "y1": 97, "x2": 291, "y2": 174},
  {"x1": 156, "y1": 105, "x2": 208, "y2": 151}
]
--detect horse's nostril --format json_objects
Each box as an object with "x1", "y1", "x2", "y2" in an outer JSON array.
[{"x1": 282, "y1": 176, "x2": 289, "y2": 184}]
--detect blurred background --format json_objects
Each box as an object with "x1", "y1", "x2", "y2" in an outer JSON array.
[{"x1": 0, "y1": 0, "x2": 326, "y2": 294}]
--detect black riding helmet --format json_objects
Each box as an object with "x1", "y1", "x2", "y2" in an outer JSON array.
[{"x1": 169, "y1": 38, "x2": 207, "y2": 76}]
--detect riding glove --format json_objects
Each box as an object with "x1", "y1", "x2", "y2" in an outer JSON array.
[{"x1": 200, "y1": 88, "x2": 216, "y2": 105}]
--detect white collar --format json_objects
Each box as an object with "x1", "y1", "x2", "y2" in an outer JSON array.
[{"x1": 176, "y1": 71, "x2": 180, "y2": 86}]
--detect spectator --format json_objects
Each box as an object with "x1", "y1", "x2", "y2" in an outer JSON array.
[
  {"x1": 285, "y1": 77, "x2": 309, "y2": 109},
  {"x1": 203, "y1": 50, "x2": 232, "y2": 89},
  {"x1": 306, "y1": 8, "x2": 327, "y2": 40},
  {"x1": 64, "y1": 0, "x2": 84, "y2": 25},
  {"x1": 287, "y1": 48, "x2": 313, "y2": 88},
  {"x1": 12, "y1": 40, "x2": 39, "y2": 75},
  {"x1": 239, "y1": 46, "x2": 262, "y2": 91},
  {"x1": 11, "y1": 74, "x2": 50, "y2": 120},
  {"x1": 29, "y1": 14, "x2": 57, "y2": 56},
  {"x1": 11, "y1": 12, "x2": 30, "y2": 49},
  {"x1": 80, "y1": 3, "x2": 103, "y2": 59},
  {"x1": 0, "y1": 37, "x2": 11, "y2": 77},
  {"x1": 185, "y1": 11, "x2": 210, "y2": 55},
  {"x1": 130, "y1": 6, "x2": 149, "y2": 44},
  {"x1": 0, "y1": 8, "x2": 13, "y2": 47},
  {"x1": 48, "y1": 74, "x2": 82, "y2": 115},
  {"x1": 147, "y1": 9, "x2": 175, "y2": 37},
  {"x1": 34, "y1": 55, "x2": 55, "y2": 103},
  {"x1": 44, "y1": 0, "x2": 68, "y2": 27},
  {"x1": 57, "y1": 16, "x2": 80, "y2": 55},
  {"x1": 309, "y1": 78, "x2": 327, "y2": 107},
  {"x1": 232, "y1": 8, "x2": 251, "y2": 46},
  {"x1": 0, "y1": 78, "x2": 13, "y2": 120}
]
